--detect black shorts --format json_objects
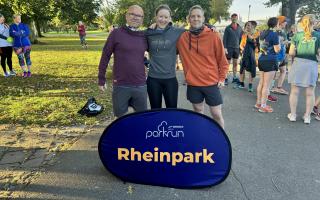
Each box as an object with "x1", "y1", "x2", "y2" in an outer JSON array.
[
  {"x1": 279, "y1": 56, "x2": 288, "y2": 67},
  {"x1": 187, "y1": 84, "x2": 223, "y2": 106},
  {"x1": 258, "y1": 57, "x2": 278, "y2": 72},
  {"x1": 226, "y1": 47, "x2": 240, "y2": 60}
]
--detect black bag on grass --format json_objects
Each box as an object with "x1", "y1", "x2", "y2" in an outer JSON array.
[{"x1": 78, "y1": 97, "x2": 104, "y2": 117}]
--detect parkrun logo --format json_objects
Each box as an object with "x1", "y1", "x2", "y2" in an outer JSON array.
[
  {"x1": 118, "y1": 147, "x2": 215, "y2": 166},
  {"x1": 118, "y1": 122, "x2": 215, "y2": 166},
  {"x1": 99, "y1": 109, "x2": 232, "y2": 188},
  {"x1": 145, "y1": 121, "x2": 184, "y2": 139}
]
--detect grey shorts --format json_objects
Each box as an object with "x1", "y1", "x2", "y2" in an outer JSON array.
[
  {"x1": 187, "y1": 84, "x2": 223, "y2": 106},
  {"x1": 112, "y1": 85, "x2": 147, "y2": 117}
]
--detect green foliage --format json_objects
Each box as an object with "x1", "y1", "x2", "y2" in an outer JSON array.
[
  {"x1": 297, "y1": 0, "x2": 320, "y2": 19},
  {"x1": 263, "y1": 0, "x2": 314, "y2": 26},
  {"x1": 107, "y1": 0, "x2": 233, "y2": 26},
  {"x1": 166, "y1": 0, "x2": 212, "y2": 22},
  {"x1": 0, "y1": 3, "x2": 14, "y2": 23},
  {"x1": 55, "y1": 0, "x2": 100, "y2": 25},
  {"x1": 101, "y1": 5, "x2": 117, "y2": 29},
  {"x1": 0, "y1": 0, "x2": 100, "y2": 37},
  {"x1": 211, "y1": 0, "x2": 233, "y2": 21},
  {"x1": 256, "y1": 24, "x2": 268, "y2": 32},
  {"x1": 0, "y1": 32, "x2": 113, "y2": 126}
]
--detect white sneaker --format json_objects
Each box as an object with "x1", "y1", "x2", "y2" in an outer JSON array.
[
  {"x1": 4, "y1": 72, "x2": 10, "y2": 77},
  {"x1": 303, "y1": 115, "x2": 311, "y2": 124},
  {"x1": 287, "y1": 113, "x2": 296, "y2": 122},
  {"x1": 9, "y1": 70, "x2": 16, "y2": 76}
]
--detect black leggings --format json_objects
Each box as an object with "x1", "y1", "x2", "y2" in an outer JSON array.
[
  {"x1": 0, "y1": 46, "x2": 13, "y2": 73},
  {"x1": 147, "y1": 77, "x2": 178, "y2": 109}
]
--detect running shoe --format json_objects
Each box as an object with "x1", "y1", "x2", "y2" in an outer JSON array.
[
  {"x1": 238, "y1": 84, "x2": 245, "y2": 89},
  {"x1": 267, "y1": 95, "x2": 278, "y2": 102},
  {"x1": 258, "y1": 105, "x2": 273, "y2": 113},
  {"x1": 315, "y1": 112, "x2": 320, "y2": 121},
  {"x1": 254, "y1": 103, "x2": 261, "y2": 109},
  {"x1": 287, "y1": 113, "x2": 296, "y2": 122},
  {"x1": 9, "y1": 70, "x2": 16, "y2": 76},
  {"x1": 302, "y1": 115, "x2": 311, "y2": 124},
  {"x1": 224, "y1": 78, "x2": 229, "y2": 86},
  {"x1": 271, "y1": 87, "x2": 289, "y2": 95},
  {"x1": 312, "y1": 106, "x2": 318, "y2": 115},
  {"x1": 22, "y1": 71, "x2": 27, "y2": 77},
  {"x1": 232, "y1": 77, "x2": 240, "y2": 84},
  {"x1": 4, "y1": 72, "x2": 10, "y2": 77}
]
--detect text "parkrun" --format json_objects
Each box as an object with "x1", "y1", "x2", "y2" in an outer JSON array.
[{"x1": 145, "y1": 121, "x2": 185, "y2": 139}]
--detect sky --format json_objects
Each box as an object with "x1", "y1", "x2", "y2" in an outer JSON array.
[{"x1": 228, "y1": 0, "x2": 281, "y2": 21}]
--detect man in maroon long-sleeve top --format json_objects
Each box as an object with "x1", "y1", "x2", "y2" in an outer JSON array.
[{"x1": 98, "y1": 5, "x2": 148, "y2": 117}]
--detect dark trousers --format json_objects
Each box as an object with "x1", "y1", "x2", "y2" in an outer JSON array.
[
  {"x1": 0, "y1": 46, "x2": 13, "y2": 73},
  {"x1": 147, "y1": 77, "x2": 178, "y2": 109}
]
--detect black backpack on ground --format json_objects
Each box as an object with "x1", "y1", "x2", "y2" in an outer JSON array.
[{"x1": 78, "y1": 97, "x2": 104, "y2": 117}]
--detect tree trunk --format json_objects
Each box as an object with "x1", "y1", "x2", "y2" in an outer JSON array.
[
  {"x1": 289, "y1": 0, "x2": 297, "y2": 26},
  {"x1": 28, "y1": 21, "x2": 39, "y2": 44},
  {"x1": 281, "y1": 1, "x2": 289, "y2": 17},
  {"x1": 35, "y1": 20, "x2": 43, "y2": 37}
]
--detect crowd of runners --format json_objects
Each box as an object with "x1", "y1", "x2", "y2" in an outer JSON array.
[
  {"x1": 97, "y1": 4, "x2": 320, "y2": 126},
  {"x1": 1, "y1": 4, "x2": 318, "y2": 126}
]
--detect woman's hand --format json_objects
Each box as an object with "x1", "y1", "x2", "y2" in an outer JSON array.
[
  {"x1": 149, "y1": 23, "x2": 157, "y2": 29},
  {"x1": 288, "y1": 43, "x2": 296, "y2": 57}
]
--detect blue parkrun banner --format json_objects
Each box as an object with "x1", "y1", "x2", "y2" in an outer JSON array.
[{"x1": 98, "y1": 109, "x2": 232, "y2": 188}]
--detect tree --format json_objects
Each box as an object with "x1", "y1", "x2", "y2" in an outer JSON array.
[
  {"x1": 56, "y1": 0, "x2": 100, "y2": 26},
  {"x1": 264, "y1": 0, "x2": 314, "y2": 26},
  {"x1": 165, "y1": 0, "x2": 233, "y2": 23},
  {"x1": 28, "y1": 0, "x2": 56, "y2": 37},
  {"x1": 101, "y1": 1, "x2": 117, "y2": 30},
  {"x1": 0, "y1": 0, "x2": 39, "y2": 42},
  {"x1": 1, "y1": 0, "x2": 57, "y2": 37},
  {"x1": 0, "y1": 3, "x2": 14, "y2": 23},
  {"x1": 165, "y1": 0, "x2": 212, "y2": 22},
  {"x1": 211, "y1": 0, "x2": 233, "y2": 22},
  {"x1": 102, "y1": 0, "x2": 232, "y2": 26},
  {"x1": 297, "y1": 0, "x2": 320, "y2": 19}
]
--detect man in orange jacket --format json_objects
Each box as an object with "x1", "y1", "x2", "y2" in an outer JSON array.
[{"x1": 177, "y1": 5, "x2": 229, "y2": 129}]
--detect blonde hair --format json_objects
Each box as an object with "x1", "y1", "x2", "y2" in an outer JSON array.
[
  {"x1": 299, "y1": 14, "x2": 316, "y2": 41},
  {"x1": 188, "y1": 5, "x2": 204, "y2": 17},
  {"x1": 13, "y1": 14, "x2": 21, "y2": 19},
  {"x1": 155, "y1": 4, "x2": 171, "y2": 16}
]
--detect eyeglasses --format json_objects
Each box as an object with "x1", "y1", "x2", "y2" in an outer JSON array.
[{"x1": 128, "y1": 13, "x2": 144, "y2": 19}]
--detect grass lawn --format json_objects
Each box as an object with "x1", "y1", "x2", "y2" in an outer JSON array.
[{"x1": 0, "y1": 31, "x2": 114, "y2": 126}]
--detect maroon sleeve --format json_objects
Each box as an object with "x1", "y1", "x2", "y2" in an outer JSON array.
[{"x1": 98, "y1": 31, "x2": 115, "y2": 86}]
